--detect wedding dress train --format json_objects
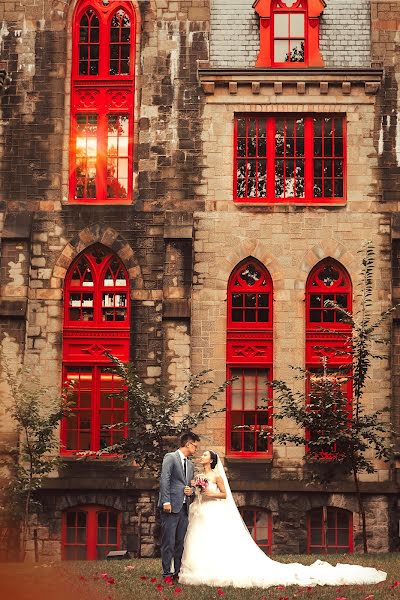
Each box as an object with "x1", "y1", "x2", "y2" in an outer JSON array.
[{"x1": 179, "y1": 476, "x2": 387, "y2": 589}]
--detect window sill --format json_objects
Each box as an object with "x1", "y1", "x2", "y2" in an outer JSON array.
[
  {"x1": 67, "y1": 200, "x2": 132, "y2": 205},
  {"x1": 233, "y1": 200, "x2": 346, "y2": 207},
  {"x1": 225, "y1": 455, "x2": 273, "y2": 463}
]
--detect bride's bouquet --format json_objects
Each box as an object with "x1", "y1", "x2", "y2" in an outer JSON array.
[{"x1": 193, "y1": 475, "x2": 208, "y2": 501}]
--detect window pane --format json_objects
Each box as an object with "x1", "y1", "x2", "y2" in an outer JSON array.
[
  {"x1": 289, "y1": 40, "x2": 304, "y2": 62},
  {"x1": 274, "y1": 40, "x2": 289, "y2": 63},
  {"x1": 274, "y1": 13, "x2": 289, "y2": 36},
  {"x1": 75, "y1": 114, "x2": 98, "y2": 199},
  {"x1": 290, "y1": 13, "x2": 304, "y2": 36}
]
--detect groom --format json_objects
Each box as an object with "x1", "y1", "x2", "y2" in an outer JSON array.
[{"x1": 158, "y1": 431, "x2": 200, "y2": 581}]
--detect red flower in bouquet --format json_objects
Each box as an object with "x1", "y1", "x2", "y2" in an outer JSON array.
[{"x1": 193, "y1": 475, "x2": 208, "y2": 492}]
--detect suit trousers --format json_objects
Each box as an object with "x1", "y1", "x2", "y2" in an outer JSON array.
[{"x1": 160, "y1": 504, "x2": 189, "y2": 577}]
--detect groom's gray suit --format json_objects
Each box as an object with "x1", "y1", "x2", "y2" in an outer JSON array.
[{"x1": 158, "y1": 450, "x2": 194, "y2": 578}]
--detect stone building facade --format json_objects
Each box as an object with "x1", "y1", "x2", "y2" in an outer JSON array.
[{"x1": 0, "y1": 0, "x2": 399, "y2": 561}]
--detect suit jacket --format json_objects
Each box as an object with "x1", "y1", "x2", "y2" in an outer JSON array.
[{"x1": 158, "y1": 450, "x2": 195, "y2": 513}]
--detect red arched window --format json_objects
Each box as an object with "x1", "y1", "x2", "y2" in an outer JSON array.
[
  {"x1": 62, "y1": 244, "x2": 130, "y2": 454},
  {"x1": 70, "y1": 0, "x2": 135, "y2": 203},
  {"x1": 307, "y1": 507, "x2": 353, "y2": 554},
  {"x1": 226, "y1": 259, "x2": 273, "y2": 457},
  {"x1": 305, "y1": 260, "x2": 352, "y2": 457},
  {"x1": 240, "y1": 507, "x2": 273, "y2": 555},
  {"x1": 253, "y1": 0, "x2": 325, "y2": 68},
  {"x1": 62, "y1": 505, "x2": 120, "y2": 560}
]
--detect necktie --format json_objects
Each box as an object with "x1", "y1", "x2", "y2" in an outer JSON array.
[{"x1": 183, "y1": 458, "x2": 187, "y2": 480}]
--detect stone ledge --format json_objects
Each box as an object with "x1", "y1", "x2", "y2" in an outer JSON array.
[
  {"x1": 163, "y1": 298, "x2": 191, "y2": 319},
  {"x1": 230, "y1": 479, "x2": 398, "y2": 494},
  {"x1": 0, "y1": 298, "x2": 27, "y2": 317},
  {"x1": 199, "y1": 67, "x2": 383, "y2": 97}
]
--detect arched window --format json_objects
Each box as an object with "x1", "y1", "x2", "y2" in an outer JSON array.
[
  {"x1": 305, "y1": 260, "x2": 352, "y2": 457},
  {"x1": 253, "y1": 0, "x2": 325, "y2": 68},
  {"x1": 307, "y1": 507, "x2": 353, "y2": 554},
  {"x1": 239, "y1": 507, "x2": 273, "y2": 555},
  {"x1": 62, "y1": 244, "x2": 130, "y2": 454},
  {"x1": 226, "y1": 259, "x2": 273, "y2": 457},
  {"x1": 62, "y1": 505, "x2": 120, "y2": 560},
  {"x1": 70, "y1": 0, "x2": 135, "y2": 203}
]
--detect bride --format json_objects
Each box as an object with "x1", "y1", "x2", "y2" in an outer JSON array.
[{"x1": 179, "y1": 450, "x2": 387, "y2": 588}]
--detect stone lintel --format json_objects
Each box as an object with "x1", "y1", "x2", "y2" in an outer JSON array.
[
  {"x1": 163, "y1": 298, "x2": 191, "y2": 319},
  {"x1": 0, "y1": 298, "x2": 27, "y2": 317}
]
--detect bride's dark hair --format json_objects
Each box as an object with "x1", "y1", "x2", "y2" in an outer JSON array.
[{"x1": 208, "y1": 450, "x2": 218, "y2": 470}]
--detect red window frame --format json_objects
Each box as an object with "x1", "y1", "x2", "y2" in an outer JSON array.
[
  {"x1": 305, "y1": 260, "x2": 352, "y2": 459},
  {"x1": 272, "y1": 0, "x2": 307, "y2": 66},
  {"x1": 62, "y1": 245, "x2": 130, "y2": 456},
  {"x1": 64, "y1": 244, "x2": 130, "y2": 329},
  {"x1": 61, "y1": 367, "x2": 127, "y2": 453},
  {"x1": 70, "y1": 0, "x2": 136, "y2": 204},
  {"x1": 62, "y1": 505, "x2": 120, "y2": 560},
  {"x1": 307, "y1": 507, "x2": 353, "y2": 554},
  {"x1": 226, "y1": 259, "x2": 273, "y2": 458},
  {"x1": 240, "y1": 507, "x2": 273, "y2": 555},
  {"x1": 305, "y1": 368, "x2": 352, "y2": 459},
  {"x1": 234, "y1": 115, "x2": 346, "y2": 204},
  {"x1": 254, "y1": 0, "x2": 325, "y2": 68}
]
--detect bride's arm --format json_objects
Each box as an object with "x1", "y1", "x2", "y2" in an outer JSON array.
[{"x1": 205, "y1": 476, "x2": 227, "y2": 499}]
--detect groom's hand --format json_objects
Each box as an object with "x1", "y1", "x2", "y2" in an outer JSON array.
[
  {"x1": 163, "y1": 503, "x2": 172, "y2": 513},
  {"x1": 184, "y1": 486, "x2": 193, "y2": 496}
]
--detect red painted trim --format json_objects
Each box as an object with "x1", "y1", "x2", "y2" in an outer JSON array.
[
  {"x1": 70, "y1": 0, "x2": 136, "y2": 203},
  {"x1": 61, "y1": 245, "x2": 129, "y2": 455},
  {"x1": 226, "y1": 259, "x2": 273, "y2": 457},
  {"x1": 62, "y1": 505, "x2": 120, "y2": 560},
  {"x1": 255, "y1": 0, "x2": 325, "y2": 67},
  {"x1": 233, "y1": 115, "x2": 346, "y2": 204}
]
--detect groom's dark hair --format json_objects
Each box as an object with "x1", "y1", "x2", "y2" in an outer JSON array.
[{"x1": 180, "y1": 431, "x2": 200, "y2": 446}]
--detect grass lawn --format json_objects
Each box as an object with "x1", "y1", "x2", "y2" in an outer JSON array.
[{"x1": 1, "y1": 554, "x2": 399, "y2": 600}]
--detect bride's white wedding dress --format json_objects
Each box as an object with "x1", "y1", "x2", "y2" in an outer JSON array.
[{"x1": 179, "y1": 466, "x2": 387, "y2": 589}]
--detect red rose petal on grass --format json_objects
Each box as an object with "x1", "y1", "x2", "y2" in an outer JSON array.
[
  {"x1": 156, "y1": 584, "x2": 164, "y2": 592},
  {"x1": 277, "y1": 585, "x2": 285, "y2": 590},
  {"x1": 336, "y1": 597, "x2": 347, "y2": 600},
  {"x1": 217, "y1": 589, "x2": 225, "y2": 596},
  {"x1": 106, "y1": 577, "x2": 115, "y2": 585},
  {"x1": 391, "y1": 581, "x2": 400, "y2": 589},
  {"x1": 174, "y1": 587, "x2": 183, "y2": 594},
  {"x1": 79, "y1": 575, "x2": 86, "y2": 581},
  {"x1": 363, "y1": 595, "x2": 374, "y2": 600},
  {"x1": 150, "y1": 577, "x2": 157, "y2": 583},
  {"x1": 164, "y1": 576, "x2": 173, "y2": 584},
  {"x1": 140, "y1": 576, "x2": 148, "y2": 581}
]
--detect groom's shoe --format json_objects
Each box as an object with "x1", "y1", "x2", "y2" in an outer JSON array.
[{"x1": 172, "y1": 573, "x2": 179, "y2": 582}]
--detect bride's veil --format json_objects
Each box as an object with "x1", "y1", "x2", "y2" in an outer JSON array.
[{"x1": 214, "y1": 454, "x2": 261, "y2": 540}]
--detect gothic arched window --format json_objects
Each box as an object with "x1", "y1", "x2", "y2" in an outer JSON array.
[
  {"x1": 226, "y1": 259, "x2": 273, "y2": 457},
  {"x1": 62, "y1": 245, "x2": 130, "y2": 454},
  {"x1": 305, "y1": 260, "x2": 352, "y2": 458},
  {"x1": 70, "y1": 1, "x2": 135, "y2": 203}
]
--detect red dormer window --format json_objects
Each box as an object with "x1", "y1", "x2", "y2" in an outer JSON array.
[
  {"x1": 253, "y1": 0, "x2": 325, "y2": 68},
  {"x1": 273, "y1": 1, "x2": 306, "y2": 65}
]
